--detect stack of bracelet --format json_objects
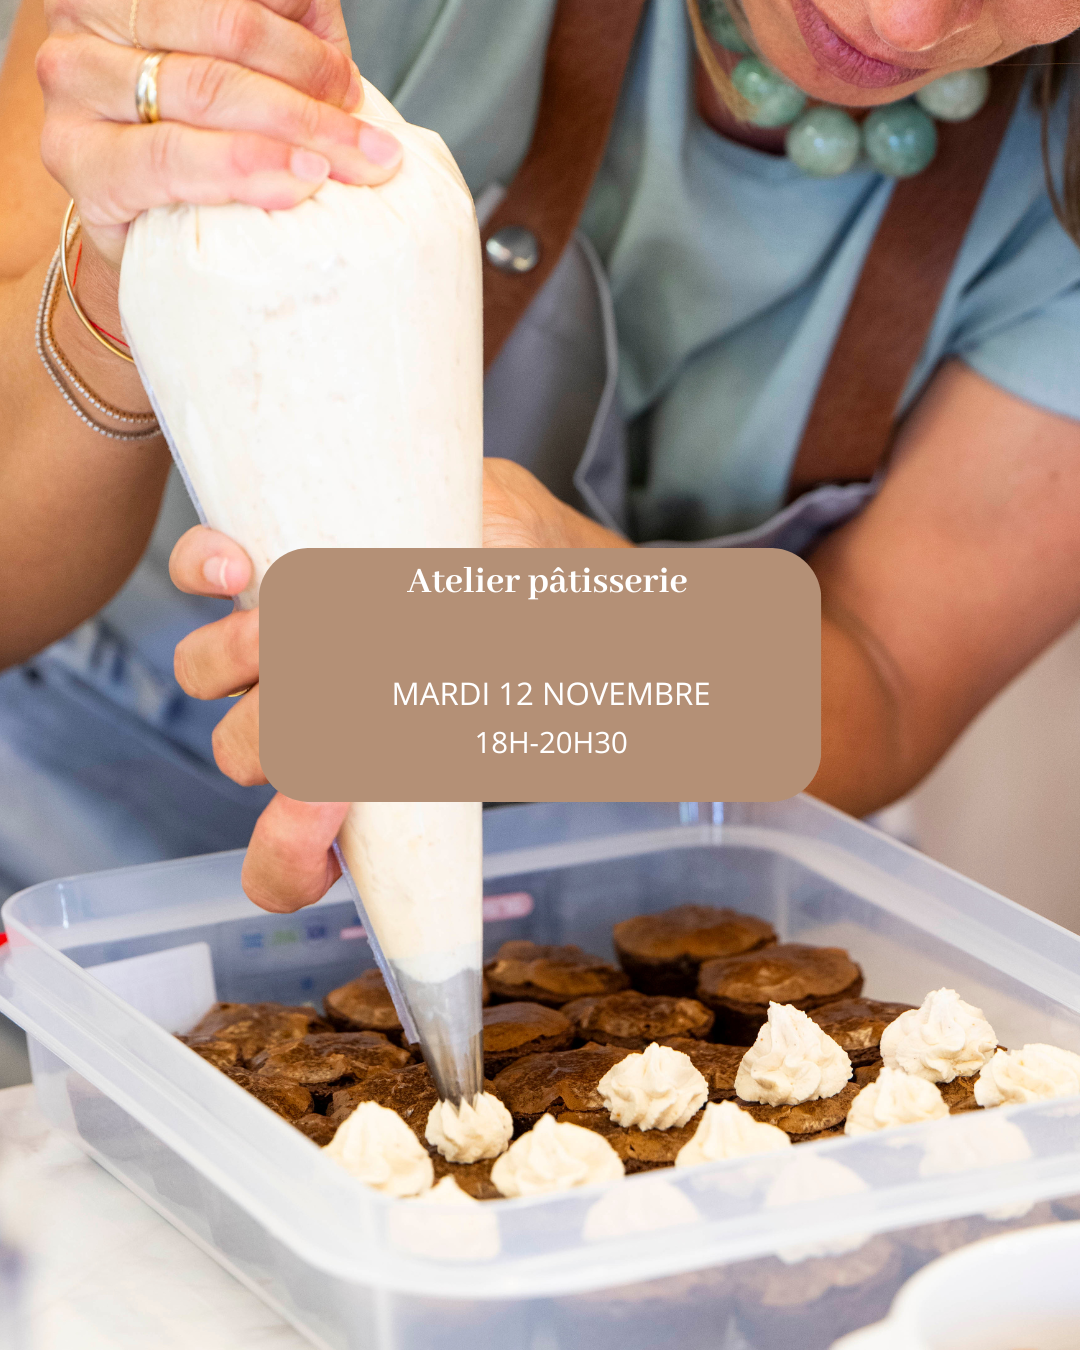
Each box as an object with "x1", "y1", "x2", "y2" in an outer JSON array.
[{"x1": 35, "y1": 205, "x2": 161, "y2": 442}]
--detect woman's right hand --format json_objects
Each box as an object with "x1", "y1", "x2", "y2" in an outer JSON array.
[{"x1": 36, "y1": 0, "x2": 403, "y2": 271}]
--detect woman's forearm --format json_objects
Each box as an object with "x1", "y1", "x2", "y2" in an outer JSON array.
[{"x1": 0, "y1": 249, "x2": 171, "y2": 669}]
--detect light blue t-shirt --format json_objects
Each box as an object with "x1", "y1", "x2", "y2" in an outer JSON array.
[{"x1": 348, "y1": 0, "x2": 1080, "y2": 539}]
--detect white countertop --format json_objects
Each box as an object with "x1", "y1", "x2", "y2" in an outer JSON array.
[{"x1": 0, "y1": 1084, "x2": 310, "y2": 1350}]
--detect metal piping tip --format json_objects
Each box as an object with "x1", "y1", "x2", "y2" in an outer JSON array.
[{"x1": 389, "y1": 963, "x2": 484, "y2": 1105}]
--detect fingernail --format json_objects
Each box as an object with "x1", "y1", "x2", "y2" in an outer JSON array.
[
  {"x1": 203, "y1": 556, "x2": 245, "y2": 594},
  {"x1": 345, "y1": 62, "x2": 363, "y2": 112},
  {"x1": 290, "y1": 148, "x2": 331, "y2": 184},
  {"x1": 358, "y1": 123, "x2": 402, "y2": 169}
]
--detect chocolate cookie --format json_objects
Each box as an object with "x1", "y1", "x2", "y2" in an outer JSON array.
[
  {"x1": 557, "y1": 1110, "x2": 705, "y2": 1173},
  {"x1": 734, "y1": 1236, "x2": 902, "y2": 1350},
  {"x1": 938, "y1": 1075, "x2": 982, "y2": 1114},
  {"x1": 491, "y1": 1044, "x2": 630, "y2": 1131},
  {"x1": 324, "y1": 969, "x2": 403, "y2": 1039},
  {"x1": 430, "y1": 1154, "x2": 500, "y2": 1201},
  {"x1": 560, "y1": 990, "x2": 714, "y2": 1049},
  {"x1": 809, "y1": 999, "x2": 916, "y2": 1067},
  {"x1": 224, "y1": 1066, "x2": 313, "y2": 1121},
  {"x1": 697, "y1": 944, "x2": 864, "y2": 1045},
  {"x1": 329, "y1": 1063, "x2": 497, "y2": 1143},
  {"x1": 295, "y1": 1112, "x2": 338, "y2": 1146},
  {"x1": 739, "y1": 1080, "x2": 861, "y2": 1138},
  {"x1": 178, "y1": 1037, "x2": 241, "y2": 1070},
  {"x1": 484, "y1": 941, "x2": 630, "y2": 1008},
  {"x1": 483, "y1": 1002, "x2": 574, "y2": 1076},
  {"x1": 662, "y1": 1038, "x2": 745, "y2": 1100},
  {"x1": 185, "y1": 1001, "x2": 331, "y2": 1065},
  {"x1": 250, "y1": 1031, "x2": 413, "y2": 1087},
  {"x1": 613, "y1": 904, "x2": 777, "y2": 995}
]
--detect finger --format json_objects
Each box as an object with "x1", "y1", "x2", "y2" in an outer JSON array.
[
  {"x1": 169, "y1": 524, "x2": 253, "y2": 596},
  {"x1": 45, "y1": 117, "x2": 334, "y2": 260},
  {"x1": 255, "y1": 0, "x2": 354, "y2": 65},
  {"x1": 242, "y1": 795, "x2": 349, "y2": 913},
  {"x1": 65, "y1": 0, "x2": 354, "y2": 108},
  {"x1": 211, "y1": 684, "x2": 266, "y2": 785},
  {"x1": 174, "y1": 609, "x2": 259, "y2": 699},
  {"x1": 44, "y1": 38, "x2": 399, "y2": 185}
]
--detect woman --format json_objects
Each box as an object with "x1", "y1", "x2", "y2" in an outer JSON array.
[{"x1": 1, "y1": 0, "x2": 1079, "y2": 910}]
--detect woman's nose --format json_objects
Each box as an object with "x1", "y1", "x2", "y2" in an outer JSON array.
[{"x1": 865, "y1": 0, "x2": 981, "y2": 51}]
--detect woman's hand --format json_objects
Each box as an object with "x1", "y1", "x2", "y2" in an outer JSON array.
[
  {"x1": 483, "y1": 458, "x2": 634, "y2": 548},
  {"x1": 169, "y1": 524, "x2": 348, "y2": 912},
  {"x1": 170, "y1": 462, "x2": 630, "y2": 912},
  {"x1": 36, "y1": 0, "x2": 403, "y2": 270}
]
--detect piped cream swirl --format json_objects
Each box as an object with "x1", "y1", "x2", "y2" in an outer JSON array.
[
  {"x1": 735, "y1": 1003, "x2": 851, "y2": 1106},
  {"x1": 844, "y1": 1066, "x2": 948, "y2": 1135},
  {"x1": 491, "y1": 1114, "x2": 624, "y2": 1197},
  {"x1": 597, "y1": 1042, "x2": 708, "y2": 1130},
  {"x1": 425, "y1": 1093, "x2": 513, "y2": 1163},
  {"x1": 974, "y1": 1043, "x2": 1080, "y2": 1106},
  {"x1": 880, "y1": 988, "x2": 996, "y2": 1083},
  {"x1": 323, "y1": 1101, "x2": 433, "y2": 1197},
  {"x1": 675, "y1": 1101, "x2": 791, "y2": 1166}
]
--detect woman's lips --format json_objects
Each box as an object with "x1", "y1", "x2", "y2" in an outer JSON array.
[{"x1": 790, "y1": 0, "x2": 925, "y2": 88}]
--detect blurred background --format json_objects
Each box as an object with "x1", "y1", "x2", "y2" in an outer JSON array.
[{"x1": 0, "y1": 0, "x2": 1077, "y2": 1088}]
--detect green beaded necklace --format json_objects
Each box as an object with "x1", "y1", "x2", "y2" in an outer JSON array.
[{"x1": 699, "y1": 0, "x2": 991, "y2": 178}]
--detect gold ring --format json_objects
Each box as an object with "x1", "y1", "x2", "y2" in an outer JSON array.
[
  {"x1": 128, "y1": 0, "x2": 143, "y2": 48},
  {"x1": 226, "y1": 686, "x2": 253, "y2": 698},
  {"x1": 135, "y1": 51, "x2": 167, "y2": 124}
]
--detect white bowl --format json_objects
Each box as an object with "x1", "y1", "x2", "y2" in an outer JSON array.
[{"x1": 831, "y1": 1221, "x2": 1080, "y2": 1350}]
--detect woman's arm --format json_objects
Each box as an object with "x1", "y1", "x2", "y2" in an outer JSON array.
[
  {"x1": 0, "y1": 0, "x2": 399, "y2": 669},
  {"x1": 807, "y1": 358, "x2": 1080, "y2": 815},
  {"x1": 173, "y1": 359, "x2": 1080, "y2": 910}
]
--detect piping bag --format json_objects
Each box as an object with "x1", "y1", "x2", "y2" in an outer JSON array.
[{"x1": 117, "y1": 81, "x2": 484, "y2": 1105}]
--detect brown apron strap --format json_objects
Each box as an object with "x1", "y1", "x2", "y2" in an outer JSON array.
[
  {"x1": 481, "y1": 0, "x2": 649, "y2": 370},
  {"x1": 786, "y1": 61, "x2": 1027, "y2": 501}
]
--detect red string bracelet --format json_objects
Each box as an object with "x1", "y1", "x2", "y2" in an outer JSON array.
[{"x1": 72, "y1": 241, "x2": 131, "y2": 351}]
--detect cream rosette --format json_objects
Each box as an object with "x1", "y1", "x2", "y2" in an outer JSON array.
[
  {"x1": 735, "y1": 1003, "x2": 851, "y2": 1106},
  {"x1": 323, "y1": 1101, "x2": 434, "y2": 1197},
  {"x1": 597, "y1": 1042, "x2": 708, "y2": 1130},
  {"x1": 880, "y1": 988, "x2": 996, "y2": 1083}
]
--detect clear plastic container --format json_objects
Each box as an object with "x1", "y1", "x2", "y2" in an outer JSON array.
[{"x1": 2, "y1": 797, "x2": 1080, "y2": 1350}]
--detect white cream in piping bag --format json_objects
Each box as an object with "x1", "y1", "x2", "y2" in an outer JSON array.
[{"x1": 118, "y1": 82, "x2": 485, "y2": 1097}]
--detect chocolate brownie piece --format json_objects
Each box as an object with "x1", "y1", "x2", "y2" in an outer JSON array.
[
  {"x1": 430, "y1": 1154, "x2": 500, "y2": 1200},
  {"x1": 250, "y1": 1031, "x2": 413, "y2": 1086},
  {"x1": 491, "y1": 1044, "x2": 629, "y2": 1131},
  {"x1": 557, "y1": 1110, "x2": 705, "y2": 1173},
  {"x1": 483, "y1": 1002, "x2": 574, "y2": 1076},
  {"x1": 484, "y1": 941, "x2": 629, "y2": 1008},
  {"x1": 809, "y1": 999, "x2": 916, "y2": 1067},
  {"x1": 739, "y1": 1080, "x2": 861, "y2": 1138},
  {"x1": 662, "y1": 1038, "x2": 745, "y2": 1100},
  {"x1": 328, "y1": 1063, "x2": 497, "y2": 1142},
  {"x1": 734, "y1": 1237, "x2": 903, "y2": 1350},
  {"x1": 560, "y1": 990, "x2": 714, "y2": 1049},
  {"x1": 185, "y1": 1001, "x2": 331, "y2": 1065},
  {"x1": 178, "y1": 1037, "x2": 241, "y2": 1069},
  {"x1": 225, "y1": 1066, "x2": 313, "y2": 1121},
  {"x1": 324, "y1": 969, "x2": 404, "y2": 1039},
  {"x1": 697, "y1": 945, "x2": 863, "y2": 1045},
  {"x1": 613, "y1": 905, "x2": 776, "y2": 996},
  {"x1": 938, "y1": 1075, "x2": 982, "y2": 1114},
  {"x1": 295, "y1": 1112, "x2": 338, "y2": 1146}
]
